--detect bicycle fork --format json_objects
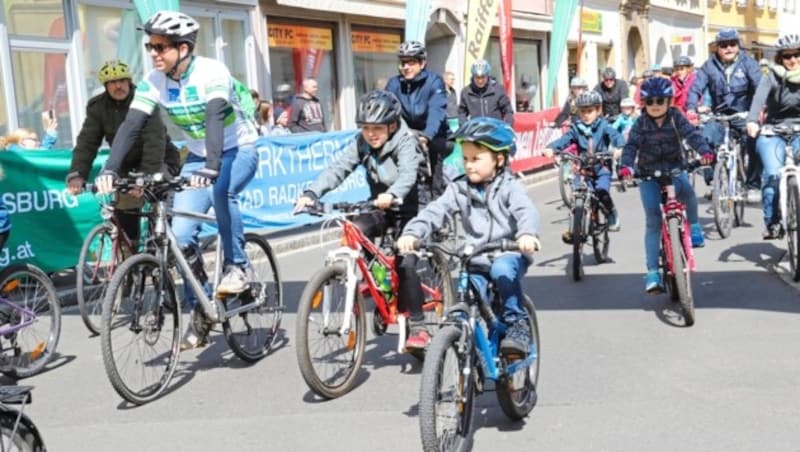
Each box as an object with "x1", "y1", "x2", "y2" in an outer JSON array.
[
  {"x1": 778, "y1": 159, "x2": 798, "y2": 232},
  {"x1": 323, "y1": 247, "x2": 360, "y2": 337}
]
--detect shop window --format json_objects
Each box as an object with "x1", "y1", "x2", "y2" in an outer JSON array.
[
  {"x1": 351, "y1": 28, "x2": 402, "y2": 101},
  {"x1": 195, "y1": 16, "x2": 217, "y2": 61},
  {"x1": 5, "y1": 0, "x2": 66, "y2": 38},
  {"x1": 267, "y1": 21, "x2": 338, "y2": 129},
  {"x1": 0, "y1": 75, "x2": 6, "y2": 137},
  {"x1": 486, "y1": 39, "x2": 541, "y2": 112},
  {"x1": 222, "y1": 18, "x2": 248, "y2": 83},
  {"x1": 11, "y1": 49, "x2": 73, "y2": 147},
  {"x1": 77, "y1": 4, "x2": 145, "y2": 98}
]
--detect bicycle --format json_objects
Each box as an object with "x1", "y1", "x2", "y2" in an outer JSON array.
[
  {"x1": 418, "y1": 240, "x2": 539, "y2": 452},
  {"x1": 294, "y1": 200, "x2": 455, "y2": 399},
  {"x1": 0, "y1": 386, "x2": 46, "y2": 451},
  {"x1": 100, "y1": 175, "x2": 283, "y2": 405},
  {"x1": 555, "y1": 144, "x2": 578, "y2": 209},
  {"x1": 561, "y1": 151, "x2": 614, "y2": 281},
  {"x1": 0, "y1": 264, "x2": 61, "y2": 379},
  {"x1": 636, "y1": 162, "x2": 701, "y2": 327},
  {"x1": 760, "y1": 123, "x2": 800, "y2": 281},
  {"x1": 700, "y1": 112, "x2": 749, "y2": 238}
]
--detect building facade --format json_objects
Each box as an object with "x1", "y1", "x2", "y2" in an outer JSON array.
[
  {"x1": 647, "y1": 0, "x2": 706, "y2": 70},
  {"x1": 706, "y1": 0, "x2": 780, "y2": 60},
  {"x1": 566, "y1": 0, "x2": 624, "y2": 87}
]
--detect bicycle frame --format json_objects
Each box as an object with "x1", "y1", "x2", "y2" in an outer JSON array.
[
  {"x1": 777, "y1": 143, "x2": 799, "y2": 233},
  {"x1": 0, "y1": 296, "x2": 37, "y2": 337},
  {"x1": 660, "y1": 183, "x2": 696, "y2": 273}
]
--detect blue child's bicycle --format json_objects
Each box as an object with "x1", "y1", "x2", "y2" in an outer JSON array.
[{"x1": 418, "y1": 240, "x2": 540, "y2": 452}]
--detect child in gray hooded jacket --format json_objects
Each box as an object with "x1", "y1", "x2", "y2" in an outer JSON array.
[{"x1": 398, "y1": 117, "x2": 540, "y2": 355}]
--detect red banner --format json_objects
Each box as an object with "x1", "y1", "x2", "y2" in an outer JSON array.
[
  {"x1": 498, "y1": 0, "x2": 513, "y2": 97},
  {"x1": 510, "y1": 108, "x2": 562, "y2": 173}
]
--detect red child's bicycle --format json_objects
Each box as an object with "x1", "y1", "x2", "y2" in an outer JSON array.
[{"x1": 295, "y1": 201, "x2": 455, "y2": 399}]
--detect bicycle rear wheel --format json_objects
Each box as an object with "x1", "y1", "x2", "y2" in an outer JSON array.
[
  {"x1": 571, "y1": 199, "x2": 585, "y2": 281},
  {"x1": 77, "y1": 223, "x2": 126, "y2": 336},
  {"x1": 0, "y1": 265, "x2": 61, "y2": 378},
  {"x1": 409, "y1": 248, "x2": 456, "y2": 361},
  {"x1": 100, "y1": 254, "x2": 180, "y2": 405},
  {"x1": 223, "y1": 233, "x2": 283, "y2": 362},
  {"x1": 786, "y1": 177, "x2": 800, "y2": 281},
  {"x1": 296, "y1": 263, "x2": 366, "y2": 399},
  {"x1": 0, "y1": 407, "x2": 46, "y2": 451},
  {"x1": 496, "y1": 295, "x2": 540, "y2": 421},
  {"x1": 734, "y1": 153, "x2": 747, "y2": 227},
  {"x1": 591, "y1": 203, "x2": 610, "y2": 264},
  {"x1": 668, "y1": 218, "x2": 694, "y2": 326},
  {"x1": 419, "y1": 324, "x2": 474, "y2": 452},
  {"x1": 712, "y1": 160, "x2": 733, "y2": 238}
]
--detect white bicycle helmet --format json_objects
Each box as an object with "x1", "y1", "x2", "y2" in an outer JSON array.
[{"x1": 140, "y1": 11, "x2": 199, "y2": 46}]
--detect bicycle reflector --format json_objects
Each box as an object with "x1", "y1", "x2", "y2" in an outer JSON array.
[
  {"x1": 311, "y1": 290, "x2": 323, "y2": 309},
  {"x1": 2, "y1": 279, "x2": 20, "y2": 294}
]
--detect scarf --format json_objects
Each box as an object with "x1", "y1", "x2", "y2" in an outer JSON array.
[{"x1": 772, "y1": 65, "x2": 800, "y2": 85}]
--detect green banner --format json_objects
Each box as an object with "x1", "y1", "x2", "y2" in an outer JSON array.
[
  {"x1": 0, "y1": 150, "x2": 106, "y2": 273},
  {"x1": 546, "y1": 0, "x2": 579, "y2": 107}
]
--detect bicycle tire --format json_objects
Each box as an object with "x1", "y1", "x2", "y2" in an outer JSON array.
[
  {"x1": 76, "y1": 223, "x2": 126, "y2": 336},
  {"x1": 496, "y1": 295, "x2": 540, "y2": 421},
  {"x1": 571, "y1": 200, "x2": 585, "y2": 281},
  {"x1": 0, "y1": 406, "x2": 46, "y2": 451},
  {"x1": 408, "y1": 247, "x2": 456, "y2": 361},
  {"x1": 559, "y1": 163, "x2": 574, "y2": 209},
  {"x1": 419, "y1": 324, "x2": 474, "y2": 452},
  {"x1": 712, "y1": 160, "x2": 733, "y2": 238},
  {"x1": 591, "y1": 203, "x2": 610, "y2": 264},
  {"x1": 0, "y1": 265, "x2": 61, "y2": 379},
  {"x1": 668, "y1": 218, "x2": 694, "y2": 326},
  {"x1": 295, "y1": 263, "x2": 366, "y2": 399},
  {"x1": 787, "y1": 177, "x2": 800, "y2": 281},
  {"x1": 223, "y1": 233, "x2": 283, "y2": 362},
  {"x1": 100, "y1": 254, "x2": 180, "y2": 405},
  {"x1": 660, "y1": 246, "x2": 678, "y2": 300},
  {"x1": 734, "y1": 152, "x2": 747, "y2": 227}
]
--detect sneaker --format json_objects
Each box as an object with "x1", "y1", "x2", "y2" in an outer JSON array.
[
  {"x1": 405, "y1": 324, "x2": 431, "y2": 350},
  {"x1": 607, "y1": 209, "x2": 621, "y2": 232},
  {"x1": 217, "y1": 266, "x2": 249, "y2": 295},
  {"x1": 690, "y1": 223, "x2": 705, "y2": 248},
  {"x1": 763, "y1": 223, "x2": 783, "y2": 240},
  {"x1": 704, "y1": 190, "x2": 713, "y2": 201},
  {"x1": 645, "y1": 270, "x2": 664, "y2": 294},
  {"x1": 561, "y1": 229, "x2": 573, "y2": 244},
  {"x1": 500, "y1": 320, "x2": 530, "y2": 358},
  {"x1": 180, "y1": 320, "x2": 206, "y2": 351}
]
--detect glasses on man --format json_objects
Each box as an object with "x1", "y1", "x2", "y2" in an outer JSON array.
[
  {"x1": 717, "y1": 41, "x2": 738, "y2": 49},
  {"x1": 645, "y1": 97, "x2": 667, "y2": 106},
  {"x1": 781, "y1": 52, "x2": 800, "y2": 61},
  {"x1": 144, "y1": 42, "x2": 174, "y2": 53},
  {"x1": 399, "y1": 59, "x2": 420, "y2": 68}
]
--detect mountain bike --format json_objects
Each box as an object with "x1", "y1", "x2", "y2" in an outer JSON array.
[
  {"x1": 701, "y1": 112, "x2": 748, "y2": 238},
  {"x1": 761, "y1": 124, "x2": 800, "y2": 281},
  {"x1": 295, "y1": 200, "x2": 454, "y2": 399},
  {"x1": 638, "y1": 163, "x2": 700, "y2": 327},
  {"x1": 561, "y1": 151, "x2": 614, "y2": 281},
  {"x1": 0, "y1": 264, "x2": 61, "y2": 378},
  {"x1": 0, "y1": 386, "x2": 46, "y2": 451},
  {"x1": 555, "y1": 144, "x2": 578, "y2": 208},
  {"x1": 100, "y1": 175, "x2": 283, "y2": 405},
  {"x1": 418, "y1": 240, "x2": 539, "y2": 452}
]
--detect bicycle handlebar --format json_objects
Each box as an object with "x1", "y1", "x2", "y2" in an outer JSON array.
[
  {"x1": 699, "y1": 111, "x2": 747, "y2": 124},
  {"x1": 296, "y1": 198, "x2": 403, "y2": 217},
  {"x1": 635, "y1": 159, "x2": 703, "y2": 182},
  {"x1": 760, "y1": 123, "x2": 800, "y2": 139},
  {"x1": 416, "y1": 239, "x2": 520, "y2": 260}
]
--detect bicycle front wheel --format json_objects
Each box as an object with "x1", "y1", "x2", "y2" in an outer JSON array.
[
  {"x1": 786, "y1": 177, "x2": 800, "y2": 281},
  {"x1": 77, "y1": 223, "x2": 127, "y2": 336},
  {"x1": 496, "y1": 295, "x2": 540, "y2": 421},
  {"x1": 559, "y1": 163, "x2": 574, "y2": 209},
  {"x1": 591, "y1": 204, "x2": 610, "y2": 264},
  {"x1": 295, "y1": 263, "x2": 366, "y2": 399},
  {"x1": 419, "y1": 324, "x2": 474, "y2": 452},
  {"x1": 0, "y1": 407, "x2": 46, "y2": 451},
  {"x1": 0, "y1": 265, "x2": 61, "y2": 378},
  {"x1": 223, "y1": 233, "x2": 283, "y2": 362},
  {"x1": 571, "y1": 199, "x2": 586, "y2": 281},
  {"x1": 100, "y1": 254, "x2": 180, "y2": 405},
  {"x1": 734, "y1": 152, "x2": 747, "y2": 227},
  {"x1": 668, "y1": 218, "x2": 694, "y2": 326},
  {"x1": 712, "y1": 160, "x2": 733, "y2": 238}
]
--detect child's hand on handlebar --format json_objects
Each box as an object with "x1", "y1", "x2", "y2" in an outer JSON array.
[
  {"x1": 397, "y1": 235, "x2": 418, "y2": 253},
  {"x1": 618, "y1": 166, "x2": 633, "y2": 181},
  {"x1": 517, "y1": 234, "x2": 541, "y2": 253},
  {"x1": 293, "y1": 195, "x2": 317, "y2": 214},
  {"x1": 543, "y1": 148, "x2": 555, "y2": 159},
  {"x1": 746, "y1": 122, "x2": 760, "y2": 138},
  {"x1": 700, "y1": 153, "x2": 715, "y2": 166},
  {"x1": 375, "y1": 193, "x2": 394, "y2": 210}
]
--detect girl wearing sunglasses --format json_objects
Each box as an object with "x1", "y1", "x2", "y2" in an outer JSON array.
[
  {"x1": 619, "y1": 77, "x2": 714, "y2": 293},
  {"x1": 746, "y1": 33, "x2": 800, "y2": 240}
]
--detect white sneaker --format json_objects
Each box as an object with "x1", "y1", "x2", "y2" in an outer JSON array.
[
  {"x1": 180, "y1": 320, "x2": 202, "y2": 351},
  {"x1": 217, "y1": 266, "x2": 249, "y2": 295}
]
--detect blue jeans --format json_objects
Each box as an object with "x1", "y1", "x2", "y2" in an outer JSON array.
[
  {"x1": 757, "y1": 135, "x2": 800, "y2": 227},
  {"x1": 638, "y1": 172, "x2": 698, "y2": 271},
  {"x1": 469, "y1": 254, "x2": 530, "y2": 324},
  {"x1": 173, "y1": 146, "x2": 258, "y2": 308},
  {"x1": 574, "y1": 166, "x2": 614, "y2": 210}
]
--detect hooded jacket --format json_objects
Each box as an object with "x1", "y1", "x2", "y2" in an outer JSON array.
[
  {"x1": 547, "y1": 118, "x2": 625, "y2": 155},
  {"x1": 457, "y1": 77, "x2": 514, "y2": 125},
  {"x1": 68, "y1": 86, "x2": 180, "y2": 181},
  {"x1": 385, "y1": 69, "x2": 449, "y2": 140},
  {"x1": 747, "y1": 67, "x2": 800, "y2": 126},
  {"x1": 289, "y1": 95, "x2": 326, "y2": 133},
  {"x1": 686, "y1": 52, "x2": 761, "y2": 113}
]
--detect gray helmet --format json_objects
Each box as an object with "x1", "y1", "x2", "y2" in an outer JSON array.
[
  {"x1": 569, "y1": 77, "x2": 588, "y2": 88},
  {"x1": 674, "y1": 56, "x2": 693, "y2": 67},
  {"x1": 356, "y1": 90, "x2": 402, "y2": 125},
  {"x1": 575, "y1": 91, "x2": 603, "y2": 107},
  {"x1": 776, "y1": 33, "x2": 800, "y2": 51},
  {"x1": 140, "y1": 11, "x2": 199, "y2": 47},
  {"x1": 601, "y1": 67, "x2": 616, "y2": 80},
  {"x1": 397, "y1": 41, "x2": 427, "y2": 60}
]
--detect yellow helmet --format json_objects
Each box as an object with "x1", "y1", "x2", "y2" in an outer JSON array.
[{"x1": 97, "y1": 60, "x2": 132, "y2": 84}]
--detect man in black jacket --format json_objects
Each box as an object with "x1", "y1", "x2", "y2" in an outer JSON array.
[
  {"x1": 458, "y1": 59, "x2": 514, "y2": 125},
  {"x1": 593, "y1": 67, "x2": 629, "y2": 120},
  {"x1": 66, "y1": 60, "x2": 180, "y2": 241},
  {"x1": 289, "y1": 78, "x2": 326, "y2": 133}
]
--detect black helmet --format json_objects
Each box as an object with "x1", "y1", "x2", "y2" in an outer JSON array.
[
  {"x1": 575, "y1": 91, "x2": 603, "y2": 108},
  {"x1": 397, "y1": 41, "x2": 427, "y2": 60},
  {"x1": 602, "y1": 67, "x2": 616, "y2": 80},
  {"x1": 140, "y1": 11, "x2": 199, "y2": 48},
  {"x1": 356, "y1": 90, "x2": 402, "y2": 125}
]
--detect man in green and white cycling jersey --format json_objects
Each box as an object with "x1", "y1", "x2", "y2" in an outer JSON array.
[{"x1": 96, "y1": 10, "x2": 259, "y2": 349}]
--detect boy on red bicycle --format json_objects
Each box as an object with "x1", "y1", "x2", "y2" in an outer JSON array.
[
  {"x1": 293, "y1": 90, "x2": 431, "y2": 349},
  {"x1": 618, "y1": 77, "x2": 713, "y2": 293},
  {"x1": 397, "y1": 117, "x2": 540, "y2": 356}
]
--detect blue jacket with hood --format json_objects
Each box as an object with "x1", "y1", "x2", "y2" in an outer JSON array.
[
  {"x1": 686, "y1": 52, "x2": 761, "y2": 114},
  {"x1": 385, "y1": 69, "x2": 449, "y2": 140}
]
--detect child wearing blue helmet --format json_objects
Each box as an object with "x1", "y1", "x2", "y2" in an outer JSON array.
[
  {"x1": 619, "y1": 77, "x2": 714, "y2": 293},
  {"x1": 398, "y1": 117, "x2": 541, "y2": 355}
]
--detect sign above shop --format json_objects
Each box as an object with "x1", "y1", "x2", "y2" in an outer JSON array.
[
  {"x1": 671, "y1": 34, "x2": 694, "y2": 44},
  {"x1": 581, "y1": 9, "x2": 602, "y2": 34},
  {"x1": 268, "y1": 24, "x2": 333, "y2": 50},
  {"x1": 351, "y1": 31, "x2": 401, "y2": 53}
]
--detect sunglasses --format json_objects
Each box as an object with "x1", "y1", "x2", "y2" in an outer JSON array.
[
  {"x1": 399, "y1": 59, "x2": 421, "y2": 67},
  {"x1": 144, "y1": 42, "x2": 175, "y2": 54},
  {"x1": 781, "y1": 52, "x2": 800, "y2": 61},
  {"x1": 717, "y1": 41, "x2": 738, "y2": 49},
  {"x1": 645, "y1": 97, "x2": 668, "y2": 106}
]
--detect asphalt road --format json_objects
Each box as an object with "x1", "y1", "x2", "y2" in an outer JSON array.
[{"x1": 15, "y1": 175, "x2": 800, "y2": 451}]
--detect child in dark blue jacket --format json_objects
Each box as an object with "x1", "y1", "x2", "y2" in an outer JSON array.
[{"x1": 545, "y1": 91, "x2": 625, "y2": 238}]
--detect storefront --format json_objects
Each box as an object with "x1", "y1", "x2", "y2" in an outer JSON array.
[
  {"x1": 566, "y1": 4, "x2": 620, "y2": 88},
  {"x1": 648, "y1": 7, "x2": 705, "y2": 69}
]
